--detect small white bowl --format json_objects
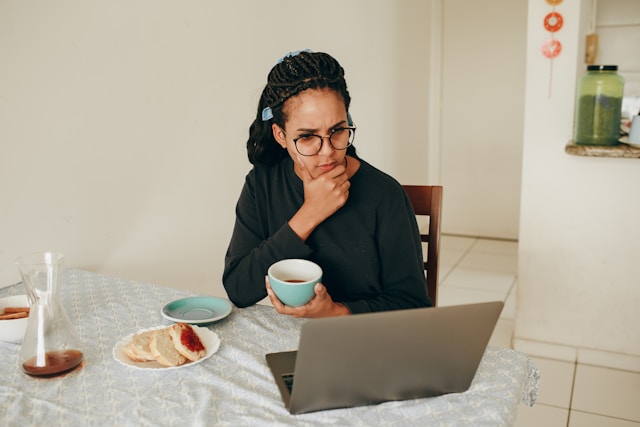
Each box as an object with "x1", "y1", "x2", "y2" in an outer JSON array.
[{"x1": 0, "y1": 295, "x2": 30, "y2": 343}]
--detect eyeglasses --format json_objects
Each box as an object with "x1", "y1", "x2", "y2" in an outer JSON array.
[{"x1": 290, "y1": 126, "x2": 356, "y2": 156}]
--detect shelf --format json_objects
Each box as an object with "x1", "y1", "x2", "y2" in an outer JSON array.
[{"x1": 565, "y1": 140, "x2": 640, "y2": 158}]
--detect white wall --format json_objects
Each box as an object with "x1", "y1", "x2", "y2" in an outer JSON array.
[
  {"x1": 515, "y1": 0, "x2": 640, "y2": 369},
  {"x1": 0, "y1": 1, "x2": 432, "y2": 295},
  {"x1": 439, "y1": 0, "x2": 527, "y2": 240}
]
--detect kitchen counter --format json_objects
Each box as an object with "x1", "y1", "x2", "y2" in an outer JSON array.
[{"x1": 565, "y1": 140, "x2": 640, "y2": 159}]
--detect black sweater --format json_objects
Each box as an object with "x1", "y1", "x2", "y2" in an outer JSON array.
[{"x1": 223, "y1": 157, "x2": 431, "y2": 313}]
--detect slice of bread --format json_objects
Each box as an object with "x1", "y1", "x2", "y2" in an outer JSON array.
[
  {"x1": 124, "y1": 329, "x2": 157, "y2": 362},
  {"x1": 169, "y1": 323, "x2": 207, "y2": 362},
  {"x1": 150, "y1": 329, "x2": 188, "y2": 367},
  {"x1": 123, "y1": 345, "x2": 145, "y2": 362}
]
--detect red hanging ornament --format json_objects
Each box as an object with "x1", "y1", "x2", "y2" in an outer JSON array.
[
  {"x1": 541, "y1": 39, "x2": 562, "y2": 58},
  {"x1": 544, "y1": 11, "x2": 564, "y2": 33}
]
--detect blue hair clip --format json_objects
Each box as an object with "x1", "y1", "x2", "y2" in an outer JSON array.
[
  {"x1": 262, "y1": 107, "x2": 273, "y2": 121},
  {"x1": 347, "y1": 112, "x2": 354, "y2": 126},
  {"x1": 276, "y1": 48, "x2": 313, "y2": 64}
]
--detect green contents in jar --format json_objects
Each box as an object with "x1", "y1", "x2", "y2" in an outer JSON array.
[{"x1": 574, "y1": 94, "x2": 622, "y2": 146}]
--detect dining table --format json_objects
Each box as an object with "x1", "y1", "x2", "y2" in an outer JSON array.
[{"x1": 0, "y1": 269, "x2": 539, "y2": 426}]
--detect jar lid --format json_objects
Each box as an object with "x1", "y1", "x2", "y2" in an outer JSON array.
[{"x1": 587, "y1": 65, "x2": 618, "y2": 71}]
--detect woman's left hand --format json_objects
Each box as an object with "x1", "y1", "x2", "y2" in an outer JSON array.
[{"x1": 265, "y1": 277, "x2": 350, "y2": 318}]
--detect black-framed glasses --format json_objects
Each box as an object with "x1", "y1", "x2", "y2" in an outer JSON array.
[{"x1": 290, "y1": 126, "x2": 356, "y2": 156}]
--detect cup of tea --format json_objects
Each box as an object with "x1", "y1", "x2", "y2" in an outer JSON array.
[{"x1": 267, "y1": 259, "x2": 323, "y2": 307}]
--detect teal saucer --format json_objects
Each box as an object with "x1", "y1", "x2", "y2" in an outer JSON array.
[{"x1": 161, "y1": 296, "x2": 232, "y2": 324}]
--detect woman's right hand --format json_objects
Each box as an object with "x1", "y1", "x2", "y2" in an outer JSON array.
[{"x1": 288, "y1": 156, "x2": 350, "y2": 241}]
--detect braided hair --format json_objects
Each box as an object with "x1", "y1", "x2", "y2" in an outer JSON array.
[{"x1": 247, "y1": 51, "x2": 358, "y2": 166}]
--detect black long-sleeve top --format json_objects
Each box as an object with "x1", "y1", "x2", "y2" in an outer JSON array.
[{"x1": 222, "y1": 157, "x2": 431, "y2": 313}]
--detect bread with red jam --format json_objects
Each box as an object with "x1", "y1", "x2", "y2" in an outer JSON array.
[
  {"x1": 169, "y1": 322, "x2": 206, "y2": 362},
  {"x1": 124, "y1": 323, "x2": 207, "y2": 367}
]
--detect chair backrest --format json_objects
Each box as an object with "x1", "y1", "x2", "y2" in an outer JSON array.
[{"x1": 402, "y1": 185, "x2": 443, "y2": 306}]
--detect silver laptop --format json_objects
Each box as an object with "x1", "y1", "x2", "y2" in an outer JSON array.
[{"x1": 266, "y1": 301, "x2": 504, "y2": 414}]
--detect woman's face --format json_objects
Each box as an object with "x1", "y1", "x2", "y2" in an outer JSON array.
[{"x1": 272, "y1": 88, "x2": 349, "y2": 179}]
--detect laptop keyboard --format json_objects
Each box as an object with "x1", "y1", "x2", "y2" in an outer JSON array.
[{"x1": 282, "y1": 373, "x2": 295, "y2": 393}]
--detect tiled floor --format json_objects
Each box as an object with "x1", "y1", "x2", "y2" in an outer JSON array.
[{"x1": 439, "y1": 234, "x2": 640, "y2": 427}]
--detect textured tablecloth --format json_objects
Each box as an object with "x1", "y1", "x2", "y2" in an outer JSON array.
[{"x1": 0, "y1": 269, "x2": 538, "y2": 426}]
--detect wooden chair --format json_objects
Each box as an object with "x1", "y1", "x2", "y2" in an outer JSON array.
[{"x1": 402, "y1": 185, "x2": 443, "y2": 306}]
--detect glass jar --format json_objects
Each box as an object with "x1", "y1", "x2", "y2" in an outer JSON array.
[{"x1": 573, "y1": 65, "x2": 624, "y2": 146}]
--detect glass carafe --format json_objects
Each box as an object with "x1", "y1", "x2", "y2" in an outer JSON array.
[{"x1": 15, "y1": 251, "x2": 83, "y2": 377}]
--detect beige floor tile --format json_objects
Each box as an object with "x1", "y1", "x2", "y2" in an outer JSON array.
[
  {"x1": 440, "y1": 235, "x2": 477, "y2": 251},
  {"x1": 437, "y1": 286, "x2": 506, "y2": 307},
  {"x1": 502, "y1": 286, "x2": 517, "y2": 319},
  {"x1": 437, "y1": 262, "x2": 455, "y2": 281},
  {"x1": 458, "y1": 251, "x2": 518, "y2": 274},
  {"x1": 472, "y1": 239, "x2": 518, "y2": 256},
  {"x1": 569, "y1": 410, "x2": 640, "y2": 427},
  {"x1": 530, "y1": 357, "x2": 575, "y2": 408},
  {"x1": 489, "y1": 318, "x2": 514, "y2": 348},
  {"x1": 515, "y1": 404, "x2": 569, "y2": 427},
  {"x1": 572, "y1": 364, "x2": 640, "y2": 422},
  {"x1": 441, "y1": 267, "x2": 515, "y2": 295},
  {"x1": 439, "y1": 248, "x2": 467, "y2": 268}
]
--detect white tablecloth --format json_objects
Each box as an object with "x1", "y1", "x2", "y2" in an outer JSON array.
[{"x1": 0, "y1": 269, "x2": 538, "y2": 426}]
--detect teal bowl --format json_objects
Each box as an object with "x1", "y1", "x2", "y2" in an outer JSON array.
[{"x1": 268, "y1": 259, "x2": 322, "y2": 307}]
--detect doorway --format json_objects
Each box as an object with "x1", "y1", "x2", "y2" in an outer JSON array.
[{"x1": 429, "y1": 0, "x2": 528, "y2": 240}]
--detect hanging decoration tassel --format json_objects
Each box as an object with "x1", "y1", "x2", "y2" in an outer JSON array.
[
  {"x1": 585, "y1": 0, "x2": 599, "y2": 64},
  {"x1": 541, "y1": 0, "x2": 564, "y2": 98}
]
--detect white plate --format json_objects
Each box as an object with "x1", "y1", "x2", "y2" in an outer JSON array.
[
  {"x1": 112, "y1": 324, "x2": 220, "y2": 370},
  {"x1": 161, "y1": 296, "x2": 232, "y2": 324}
]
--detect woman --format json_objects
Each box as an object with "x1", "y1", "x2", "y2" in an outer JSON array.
[{"x1": 223, "y1": 50, "x2": 431, "y2": 318}]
